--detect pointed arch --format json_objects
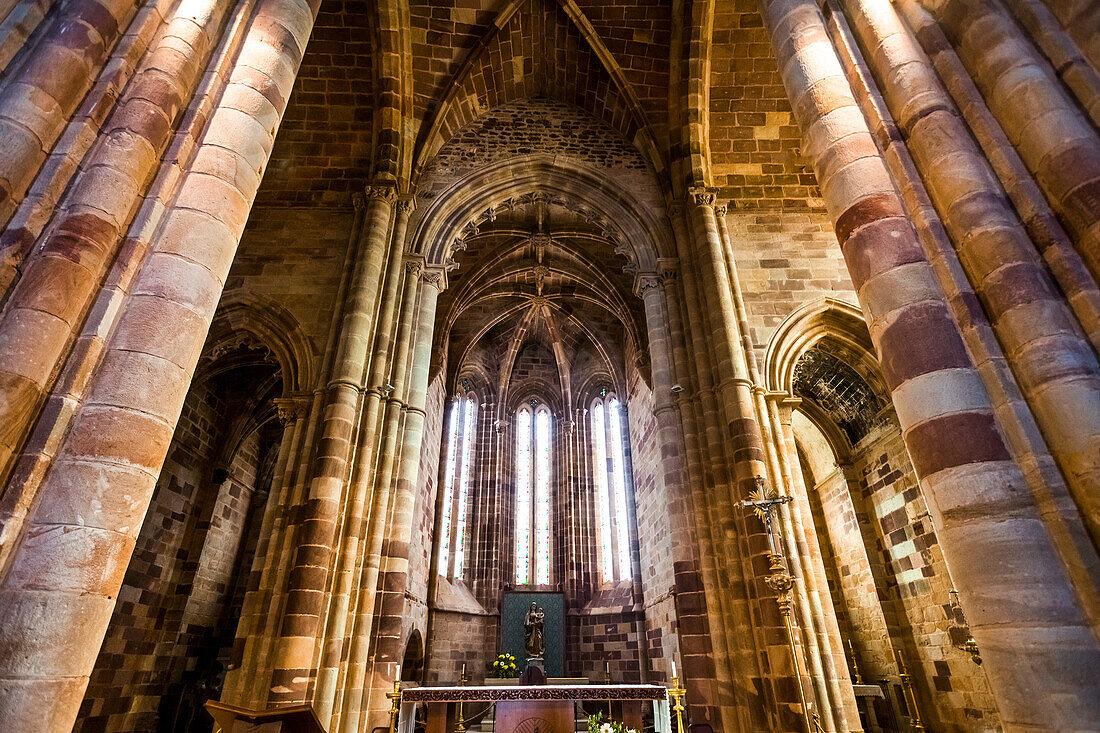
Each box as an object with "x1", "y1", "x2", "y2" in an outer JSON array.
[{"x1": 763, "y1": 297, "x2": 881, "y2": 397}]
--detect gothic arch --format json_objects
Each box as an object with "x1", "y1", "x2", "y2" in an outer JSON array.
[
  {"x1": 408, "y1": 154, "x2": 673, "y2": 274},
  {"x1": 201, "y1": 293, "x2": 318, "y2": 396},
  {"x1": 763, "y1": 296, "x2": 882, "y2": 398}
]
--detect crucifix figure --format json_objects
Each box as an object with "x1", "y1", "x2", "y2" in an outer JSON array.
[{"x1": 740, "y1": 480, "x2": 793, "y2": 556}]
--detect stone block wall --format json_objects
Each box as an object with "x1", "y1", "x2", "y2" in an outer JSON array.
[
  {"x1": 75, "y1": 380, "x2": 277, "y2": 732},
  {"x1": 725, "y1": 208, "x2": 855, "y2": 355},
  {"x1": 849, "y1": 426, "x2": 999, "y2": 733},
  {"x1": 424, "y1": 610, "x2": 499, "y2": 684},
  {"x1": 805, "y1": 417, "x2": 1000, "y2": 732},
  {"x1": 566, "y1": 583, "x2": 645, "y2": 683}
]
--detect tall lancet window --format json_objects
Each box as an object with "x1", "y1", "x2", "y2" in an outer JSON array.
[
  {"x1": 438, "y1": 395, "x2": 477, "y2": 578},
  {"x1": 591, "y1": 395, "x2": 632, "y2": 582},
  {"x1": 515, "y1": 404, "x2": 552, "y2": 585}
]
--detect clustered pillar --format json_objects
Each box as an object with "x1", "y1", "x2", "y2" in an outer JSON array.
[
  {"x1": 0, "y1": 0, "x2": 318, "y2": 728},
  {"x1": 759, "y1": 0, "x2": 1100, "y2": 728}
]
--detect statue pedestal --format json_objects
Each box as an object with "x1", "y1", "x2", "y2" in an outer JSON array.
[{"x1": 204, "y1": 701, "x2": 326, "y2": 733}]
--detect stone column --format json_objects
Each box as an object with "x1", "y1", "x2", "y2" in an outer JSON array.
[
  {"x1": 839, "y1": 0, "x2": 1100, "y2": 546},
  {"x1": 712, "y1": 201, "x2": 852, "y2": 732},
  {"x1": 0, "y1": 0, "x2": 56, "y2": 77},
  {"x1": 918, "y1": 0, "x2": 1100, "y2": 283},
  {"x1": 768, "y1": 395, "x2": 860, "y2": 732},
  {"x1": 0, "y1": 0, "x2": 237, "y2": 488},
  {"x1": 269, "y1": 184, "x2": 396, "y2": 705},
  {"x1": 362, "y1": 266, "x2": 443, "y2": 732},
  {"x1": 0, "y1": 0, "x2": 316, "y2": 726},
  {"x1": 1027, "y1": 0, "x2": 1100, "y2": 101},
  {"x1": 0, "y1": 0, "x2": 138, "y2": 225},
  {"x1": 1001, "y1": 0, "x2": 1100, "y2": 127},
  {"x1": 760, "y1": 0, "x2": 1100, "y2": 727},
  {"x1": 894, "y1": 0, "x2": 1100, "y2": 352},
  {"x1": 336, "y1": 257, "x2": 431, "y2": 733},
  {"x1": 223, "y1": 395, "x2": 310, "y2": 706}
]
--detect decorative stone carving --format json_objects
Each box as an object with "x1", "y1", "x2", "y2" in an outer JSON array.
[{"x1": 688, "y1": 186, "x2": 717, "y2": 207}]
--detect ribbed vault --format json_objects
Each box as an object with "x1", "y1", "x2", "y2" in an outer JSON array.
[{"x1": 436, "y1": 198, "x2": 646, "y2": 415}]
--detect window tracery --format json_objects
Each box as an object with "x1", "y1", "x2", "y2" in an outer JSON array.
[
  {"x1": 438, "y1": 395, "x2": 477, "y2": 578},
  {"x1": 591, "y1": 395, "x2": 632, "y2": 582},
  {"x1": 515, "y1": 403, "x2": 552, "y2": 585}
]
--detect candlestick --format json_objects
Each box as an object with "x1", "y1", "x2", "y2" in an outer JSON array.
[{"x1": 387, "y1": 671, "x2": 402, "y2": 733}]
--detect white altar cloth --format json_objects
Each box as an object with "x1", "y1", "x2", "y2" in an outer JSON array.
[{"x1": 399, "y1": 684, "x2": 672, "y2": 733}]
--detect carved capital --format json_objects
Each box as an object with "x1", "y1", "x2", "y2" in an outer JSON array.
[
  {"x1": 688, "y1": 186, "x2": 717, "y2": 207},
  {"x1": 274, "y1": 397, "x2": 308, "y2": 425},
  {"x1": 422, "y1": 266, "x2": 446, "y2": 291},
  {"x1": 366, "y1": 184, "x2": 398, "y2": 203},
  {"x1": 634, "y1": 272, "x2": 662, "y2": 297},
  {"x1": 714, "y1": 202, "x2": 728, "y2": 216},
  {"x1": 351, "y1": 192, "x2": 365, "y2": 211},
  {"x1": 397, "y1": 197, "x2": 416, "y2": 214},
  {"x1": 404, "y1": 253, "x2": 425, "y2": 277},
  {"x1": 657, "y1": 258, "x2": 679, "y2": 285}
]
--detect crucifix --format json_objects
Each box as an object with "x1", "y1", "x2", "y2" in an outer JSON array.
[
  {"x1": 740, "y1": 482, "x2": 792, "y2": 557},
  {"x1": 740, "y1": 478, "x2": 819, "y2": 733}
]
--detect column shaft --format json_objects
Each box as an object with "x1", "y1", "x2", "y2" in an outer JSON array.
[
  {"x1": 0, "y1": 0, "x2": 236, "y2": 488},
  {"x1": 0, "y1": 0, "x2": 316, "y2": 725},
  {"x1": 0, "y1": 0, "x2": 138, "y2": 225},
  {"x1": 760, "y1": 0, "x2": 1100, "y2": 727},
  {"x1": 270, "y1": 187, "x2": 395, "y2": 704},
  {"x1": 920, "y1": 0, "x2": 1100, "y2": 282},
  {"x1": 840, "y1": 0, "x2": 1100, "y2": 546}
]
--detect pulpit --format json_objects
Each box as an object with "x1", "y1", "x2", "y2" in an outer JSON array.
[{"x1": 400, "y1": 684, "x2": 671, "y2": 733}]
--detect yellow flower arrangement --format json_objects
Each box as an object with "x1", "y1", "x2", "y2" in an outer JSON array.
[{"x1": 492, "y1": 652, "x2": 519, "y2": 678}]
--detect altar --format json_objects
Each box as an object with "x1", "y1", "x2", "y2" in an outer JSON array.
[{"x1": 399, "y1": 684, "x2": 672, "y2": 733}]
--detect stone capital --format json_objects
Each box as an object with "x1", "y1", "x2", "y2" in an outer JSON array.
[
  {"x1": 633, "y1": 272, "x2": 662, "y2": 297},
  {"x1": 688, "y1": 186, "x2": 717, "y2": 207},
  {"x1": 422, "y1": 266, "x2": 447, "y2": 291},
  {"x1": 274, "y1": 396, "x2": 309, "y2": 425},
  {"x1": 366, "y1": 183, "x2": 398, "y2": 203},
  {"x1": 404, "y1": 253, "x2": 426, "y2": 277}
]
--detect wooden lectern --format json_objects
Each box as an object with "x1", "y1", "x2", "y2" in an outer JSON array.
[{"x1": 205, "y1": 701, "x2": 326, "y2": 733}]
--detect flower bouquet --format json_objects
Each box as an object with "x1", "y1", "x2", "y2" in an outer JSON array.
[
  {"x1": 492, "y1": 652, "x2": 519, "y2": 678},
  {"x1": 587, "y1": 711, "x2": 638, "y2": 733}
]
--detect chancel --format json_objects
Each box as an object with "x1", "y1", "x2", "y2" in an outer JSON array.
[{"x1": 0, "y1": 0, "x2": 1100, "y2": 732}]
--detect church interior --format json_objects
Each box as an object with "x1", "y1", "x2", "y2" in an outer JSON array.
[{"x1": 0, "y1": 0, "x2": 1099, "y2": 731}]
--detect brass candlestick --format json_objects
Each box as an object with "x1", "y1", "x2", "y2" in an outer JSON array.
[
  {"x1": 456, "y1": 666, "x2": 468, "y2": 733},
  {"x1": 895, "y1": 652, "x2": 925, "y2": 732},
  {"x1": 845, "y1": 638, "x2": 862, "y2": 684},
  {"x1": 668, "y1": 675, "x2": 687, "y2": 733},
  {"x1": 387, "y1": 678, "x2": 402, "y2": 733}
]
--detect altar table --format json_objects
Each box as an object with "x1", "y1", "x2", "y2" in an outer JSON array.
[{"x1": 399, "y1": 684, "x2": 672, "y2": 733}]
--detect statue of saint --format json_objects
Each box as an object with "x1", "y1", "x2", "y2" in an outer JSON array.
[{"x1": 523, "y1": 602, "x2": 545, "y2": 659}]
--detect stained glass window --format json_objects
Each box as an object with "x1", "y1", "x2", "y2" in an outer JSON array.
[
  {"x1": 534, "y1": 408, "x2": 552, "y2": 585},
  {"x1": 515, "y1": 404, "x2": 552, "y2": 584},
  {"x1": 515, "y1": 407, "x2": 533, "y2": 584},
  {"x1": 438, "y1": 395, "x2": 477, "y2": 578},
  {"x1": 592, "y1": 395, "x2": 633, "y2": 582}
]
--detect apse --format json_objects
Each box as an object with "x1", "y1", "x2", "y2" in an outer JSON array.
[{"x1": 412, "y1": 195, "x2": 659, "y2": 685}]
